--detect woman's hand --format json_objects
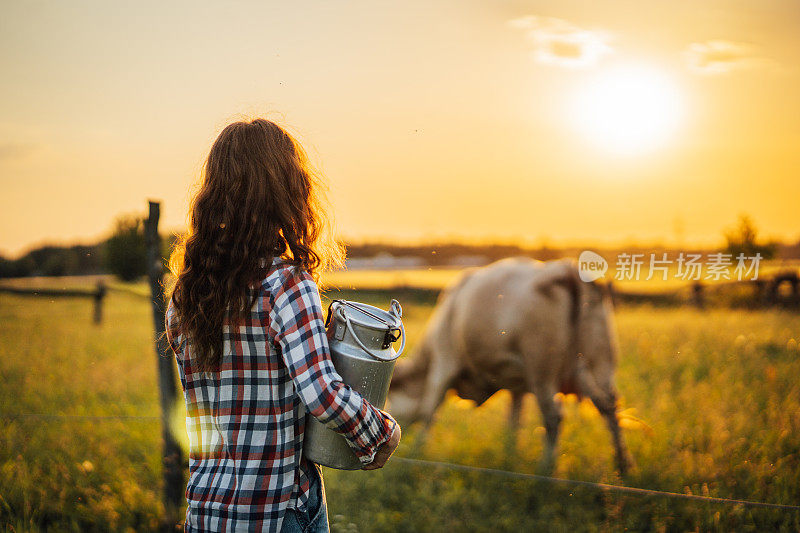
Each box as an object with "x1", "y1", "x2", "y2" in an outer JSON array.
[{"x1": 362, "y1": 422, "x2": 401, "y2": 470}]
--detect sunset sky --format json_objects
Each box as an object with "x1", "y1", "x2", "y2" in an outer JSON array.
[{"x1": 1, "y1": 0, "x2": 799, "y2": 257}]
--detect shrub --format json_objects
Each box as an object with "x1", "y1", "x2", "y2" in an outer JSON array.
[{"x1": 103, "y1": 214, "x2": 148, "y2": 281}]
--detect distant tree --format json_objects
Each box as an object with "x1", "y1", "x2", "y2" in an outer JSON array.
[
  {"x1": 0, "y1": 254, "x2": 35, "y2": 278},
  {"x1": 103, "y1": 214, "x2": 148, "y2": 281},
  {"x1": 724, "y1": 214, "x2": 777, "y2": 260},
  {"x1": 40, "y1": 248, "x2": 80, "y2": 276},
  {"x1": 69, "y1": 244, "x2": 104, "y2": 274}
]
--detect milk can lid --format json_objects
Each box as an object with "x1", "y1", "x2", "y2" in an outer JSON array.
[
  {"x1": 325, "y1": 299, "x2": 401, "y2": 332},
  {"x1": 325, "y1": 299, "x2": 406, "y2": 361}
]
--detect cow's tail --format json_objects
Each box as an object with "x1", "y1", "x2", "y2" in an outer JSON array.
[
  {"x1": 561, "y1": 263, "x2": 617, "y2": 411},
  {"x1": 551, "y1": 260, "x2": 607, "y2": 404},
  {"x1": 546, "y1": 259, "x2": 582, "y2": 351}
]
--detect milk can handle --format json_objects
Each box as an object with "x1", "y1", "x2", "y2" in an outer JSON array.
[
  {"x1": 390, "y1": 298, "x2": 406, "y2": 357},
  {"x1": 390, "y1": 299, "x2": 402, "y2": 320},
  {"x1": 336, "y1": 304, "x2": 405, "y2": 362}
]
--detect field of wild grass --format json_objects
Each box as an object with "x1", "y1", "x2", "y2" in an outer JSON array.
[{"x1": 1, "y1": 276, "x2": 799, "y2": 531}]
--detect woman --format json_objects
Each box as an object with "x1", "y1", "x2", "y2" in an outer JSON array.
[{"x1": 164, "y1": 118, "x2": 401, "y2": 532}]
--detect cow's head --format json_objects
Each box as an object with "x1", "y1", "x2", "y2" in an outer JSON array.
[{"x1": 386, "y1": 345, "x2": 429, "y2": 426}]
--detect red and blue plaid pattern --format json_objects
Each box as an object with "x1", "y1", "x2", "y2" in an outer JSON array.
[{"x1": 165, "y1": 257, "x2": 396, "y2": 532}]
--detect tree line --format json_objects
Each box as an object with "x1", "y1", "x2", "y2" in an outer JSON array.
[
  {"x1": 0, "y1": 213, "x2": 792, "y2": 281},
  {"x1": 0, "y1": 215, "x2": 177, "y2": 281}
]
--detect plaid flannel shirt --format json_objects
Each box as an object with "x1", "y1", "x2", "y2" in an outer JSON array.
[{"x1": 165, "y1": 256, "x2": 397, "y2": 532}]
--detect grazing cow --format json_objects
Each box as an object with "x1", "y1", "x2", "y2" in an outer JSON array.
[{"x1": 388, "y1": 257, "x2": 634, "y2": 474}]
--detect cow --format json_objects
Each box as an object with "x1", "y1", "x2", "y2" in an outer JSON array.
[{"x1": 387, "y1": 256, "x2": 634, "y2": 474}]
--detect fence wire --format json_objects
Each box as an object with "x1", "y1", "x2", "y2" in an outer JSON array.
[{"x1": 389, "y1": 457, "x2": 800, "y2": 512}]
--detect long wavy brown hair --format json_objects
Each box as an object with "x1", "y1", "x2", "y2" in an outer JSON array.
[{"x1": 167, "y1": 118, "x2": 344, "y2": 373}]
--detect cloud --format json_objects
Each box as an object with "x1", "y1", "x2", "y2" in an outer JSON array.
[
  {"x1": 508, "y1": 15, "x2": 612, "y2": 69},
  {"x1": 684, "y1": 40, "x2": 773, "y2": 74}
]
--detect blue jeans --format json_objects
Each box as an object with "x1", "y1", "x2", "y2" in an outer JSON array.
[{"x1": 282, "y1": 463, "x2": 329, "y2": 532}]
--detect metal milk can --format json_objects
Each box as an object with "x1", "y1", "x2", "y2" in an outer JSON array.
[{"x1": 303, "y1": 298, "x2": 405, "y2": 470}]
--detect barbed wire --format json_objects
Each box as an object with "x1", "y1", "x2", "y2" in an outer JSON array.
[
  {"x1": 2, "y1": 412, "x2": 160, "y2": 421},
  {"x1": 390, "y1": 457, "x2": 800, "y2": 512}
]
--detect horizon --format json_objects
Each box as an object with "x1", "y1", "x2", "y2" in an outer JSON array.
[{"x1": 4, "y1": 221, "x2": 796, "y2": 262}]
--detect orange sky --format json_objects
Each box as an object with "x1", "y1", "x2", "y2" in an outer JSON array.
[{"x1": 1, "y1": 1, "x2": 799, "y2": 257}]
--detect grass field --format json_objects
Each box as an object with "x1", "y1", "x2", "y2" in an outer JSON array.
[{"x1": 1, "y1": 278, "x2": 799, "y2": 531}]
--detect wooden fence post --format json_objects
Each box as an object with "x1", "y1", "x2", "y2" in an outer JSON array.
[
  {"x1": 93, "y1": 280, "x2": 106, "y2": 324},
  {"x1": 145, "y1": 200, "x2": 184, "y2": 524},
  {"x1": 606, "y1": 280, "x2": 617, "y2": 307},
  {"x1": 691, "y1": 281, "x2": 705, "y2": 309}
]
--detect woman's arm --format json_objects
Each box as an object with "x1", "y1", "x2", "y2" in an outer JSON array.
[{"x1": 266, "y1": 267, "x2": 398, "y2": 466}]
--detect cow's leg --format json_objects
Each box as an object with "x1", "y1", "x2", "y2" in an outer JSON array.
[
  {"x1": 576, "y1": 361, "x2": 634, "y2": 475},
  {"x1": 504, "y1": 391, "x2": 524, "y2": 458},
  {"x1": 596, "y1": 389, "x2": 635, "y2": 475},
  {"x1": 532, "y1": 384, "x2": 562, "y2": 474}
]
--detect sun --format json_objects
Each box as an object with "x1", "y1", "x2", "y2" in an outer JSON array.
[{"x1": 569, "y1": 65, "x2": 685, "y2": 156}]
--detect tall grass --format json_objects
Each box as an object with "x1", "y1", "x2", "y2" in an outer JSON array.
[{"x1": 0, "y1": 288, "x2": 798, "y2": 531}]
